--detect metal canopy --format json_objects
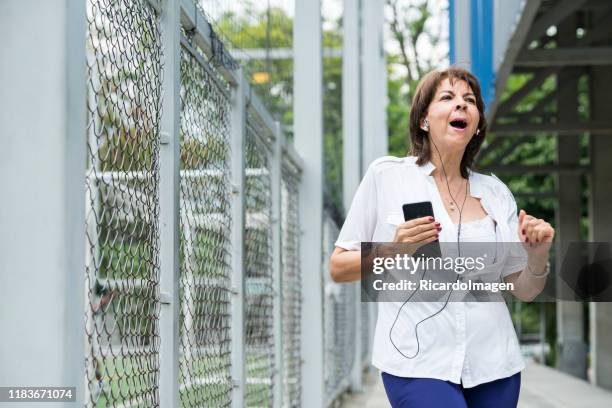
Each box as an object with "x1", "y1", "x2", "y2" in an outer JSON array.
[{"x1": 479, "y1": 0, "x2": 612, "y2": 173}]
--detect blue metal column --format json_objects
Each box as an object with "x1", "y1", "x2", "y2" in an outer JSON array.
[{"x1": 470, "y1": 0, "x2": 494, "y2": 107}]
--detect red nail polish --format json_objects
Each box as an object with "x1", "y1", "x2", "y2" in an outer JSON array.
[
  {"x1": 526, "y1": 237, "x2": 529, "y2": 243},
  {"x1": 429, "y1": 217, "x2": 434, "y2": 221},
  {"x1": 437, "y1": 227, "x2": 442, "y2": 231},
  {"x1": 536, "y1": 238, "x2": 539, "y2": 243},
  {"x1": 522, "y1": 229, "x2": 525, "y2": 235}
]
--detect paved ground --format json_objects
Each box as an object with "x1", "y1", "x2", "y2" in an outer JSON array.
[
  {"x1": 339, "y1": 369, "x2": 390, "y2": 407},
  {"x1": 341, "y1": 361, "x2": 612, "y2": 408}
]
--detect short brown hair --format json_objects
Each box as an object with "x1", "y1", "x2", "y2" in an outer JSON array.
[{"x1": 409, "y1": 67, "x2": 487, "y2": 178}]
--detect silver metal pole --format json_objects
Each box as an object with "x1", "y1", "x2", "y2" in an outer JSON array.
[
  {"x1": 452, "y1": 0, "x2": 472, "y2": 69},
  {"x1": 294, "y1": 0, "x2": 325, "y2": 406},
  {"x1": 343, "y1": 0, "x2": 364, "y2": 393},
  {"x1": 159, "y1": 0, "x2": 181, "y2": 405},
  {"x1": 361, "y1": 0, "x2": 386, "y2": 359},
  {"x1": 230, "y1": 68, "x2": 248, "y2": 408},
  {"x1": 343, "y1": 0, "x2": 363, "y2": 198},
  {"x1": 0, "y1": 0, "x2": 86, "y2": 403},
  {"x1": 361, "y1": 0, "x2": 387, "y2": 168},
  {"x1": 271, "y1": 122, "x2": 284, "y2": 407}
]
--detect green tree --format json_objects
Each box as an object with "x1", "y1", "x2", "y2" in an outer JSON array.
[
  {"x1": 385, "y1": 0, "x2": 448, "y2": 157},
  {"x1": 214, "y1": 6, "x2": 346, "y2": 219}
]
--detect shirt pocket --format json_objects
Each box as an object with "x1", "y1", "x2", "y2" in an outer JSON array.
[
  {"x1": 376, "y1": 212, "x2": 404, "y2": 242},
  {"x1": 384, "y1": 211, "x2": 405, "y2": 226}
]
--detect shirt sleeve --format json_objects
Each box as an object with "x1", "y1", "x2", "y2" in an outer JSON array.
[
  {"x1": 500, "y1": 184, "x2": 528, "y2": 278},
  {"x1": 335, "y1": 164, "x2": 378, "y2": 251}
]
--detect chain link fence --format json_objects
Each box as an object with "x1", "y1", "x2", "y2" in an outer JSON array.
[
  {"x1": 84, "y1": 0, "x2": 163, "y2": 406},
  {"x1": 80, "y1": 1, "x2": 370, "y2": 407},
  {"x1": 178, "y1": 35, "x2": 233, "y2": 407},
  {"x1": 281, "y1": 158, "x2": 303, "y2": 407},
  {"x1": 322, "y1": 215, "x2": 357, "y2": 407},
  {"x1": 243, "y1": 110, "x2": 275, "y2": 407}
]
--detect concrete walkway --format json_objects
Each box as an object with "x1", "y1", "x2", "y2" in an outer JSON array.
[
  {"x1": 341, "y1": 361, "x2": 612, "y2": 407},
  {"x1": 340, "y1": 369, "x2": 390, "y2": 407}
]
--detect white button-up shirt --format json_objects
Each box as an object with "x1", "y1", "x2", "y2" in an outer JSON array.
[{"x1": 335, "y1": 155, "x2": 528, "y2": 387}]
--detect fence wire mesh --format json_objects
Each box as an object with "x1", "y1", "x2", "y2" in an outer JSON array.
[
  {"x1": 84, "y1": 0, "x2": 163, "y2": 406},
  {"x1": 322, "y1": 215, "x2": 356, "y2": 406},
  {"x1": 244, "y1": 112, "x2": 275, "y2": 407},
  {"x1": 81, "y1": 1, "x2": 354, "y2": 406},
  {"x1": 195, "y1": 0, "x2": 295, "y2": 123},
  {"x1": 178, "y1": 38, "x2": 233, "y2": 407},
  {"x1": 280, "y1": 160, "x2": 302, "y2": 407}
]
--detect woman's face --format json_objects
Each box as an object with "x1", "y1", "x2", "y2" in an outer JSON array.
[{"x1": 422, "y1": 78, "x2": 480, "y2": 155}]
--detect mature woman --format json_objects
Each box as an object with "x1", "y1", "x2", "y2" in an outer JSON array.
[{"x1": 329, "y1": 67, "x2": 555, "y2": 408}]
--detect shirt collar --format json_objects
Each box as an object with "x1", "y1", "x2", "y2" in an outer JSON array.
[{"x1": 417, "y1": 159, "x2": 483, "y2": 199}]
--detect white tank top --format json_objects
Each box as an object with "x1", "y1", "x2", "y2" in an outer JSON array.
[
  {"x1": 454, "y1": 214, "x2": 499, "y2": 268},
  {"x1": 455, "y1": 214, "x2": 497, "y2": 242}
]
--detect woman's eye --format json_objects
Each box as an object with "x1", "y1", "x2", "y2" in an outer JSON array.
[
  {"x1": 466, "y1": 98, "x2": 476, "y2": 104},
  {"x1": 441, "y1": 95, "x2": 452, "y2": 100}
]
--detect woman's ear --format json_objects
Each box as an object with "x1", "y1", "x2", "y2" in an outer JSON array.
[{"x1": 421, "y1": 118, "x2": 430, "y2": 132}]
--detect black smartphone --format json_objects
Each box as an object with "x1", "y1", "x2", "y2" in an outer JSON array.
[
  {"x1": 402, "y1": 201, "x2": 435, "y2": 222},
  {"x1": 402, "y1": 201, "x2": 441, "y2": 257}
]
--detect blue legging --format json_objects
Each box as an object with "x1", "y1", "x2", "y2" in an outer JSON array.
[{"x1": 381, "y1": 372, "x2": 521, "y2": 408}]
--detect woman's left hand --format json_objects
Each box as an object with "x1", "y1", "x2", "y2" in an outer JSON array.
[{"x1": 518, "y1": 209, "x2": 555, "y2": 257}]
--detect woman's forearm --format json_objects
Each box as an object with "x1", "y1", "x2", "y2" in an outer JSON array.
[
  {"x1": 510, "y1": 255, "x2": 549, "y2": 302},
  {"x1": 329, "y1": 248, "x2": 388, "y2": 282},
  {"x1": 330, "y1": 244, "x2": 419, "y2": 283},
  {"x1": 329, "y1": 249, "x2": 363, "y2": 282}
]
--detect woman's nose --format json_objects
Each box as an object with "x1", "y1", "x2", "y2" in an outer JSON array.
[{"x1": 456, "y1": 103, "x2": 467, "y2": 110}]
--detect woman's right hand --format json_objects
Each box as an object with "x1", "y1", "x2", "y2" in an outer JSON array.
[
  {"x1": 392, "y1": 216, "x2": 440, "y2": 245},
  {"x1": 376, "y1": 216, "x2": 440, "y2": 265}
]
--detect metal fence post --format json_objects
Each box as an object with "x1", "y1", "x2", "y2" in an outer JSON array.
[
  {"x1": 362, "y1": 0, "x2": 388, "y2": 167},
  {"x1": 230, "y1": 68, "x2": 247, "y2": 408},
  {"x1": 0, "y1": 0, "x2": 86, "y2": 402},
  {"x1": 159, "y1": 0, "x2": 181, "y2": 406},
  {"x1": 343, "y1": 0, "x2": 364, "y2": 393},
  {"x1": 294, "y1": 0, "x2": 325, "y2": 406},
  {"x1": 271, "y1": 122, "x2": 284, "y2": 407}
]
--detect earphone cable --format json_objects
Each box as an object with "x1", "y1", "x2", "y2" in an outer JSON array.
[{"x1": 388, "y1": 137, "x2": 468, "y2": 359}]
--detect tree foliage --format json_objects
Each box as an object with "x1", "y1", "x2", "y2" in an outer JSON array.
[
  {"x1": 214, "y1": 6, "x2": 345, "y2": 219},
  {"x1": 385, "y1": 0, "x2": 447, "y2": 157}
]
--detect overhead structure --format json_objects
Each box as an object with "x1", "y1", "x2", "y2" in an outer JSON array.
[{"x1": 450, "y1": 0, "x2": 612, "y2": 391}]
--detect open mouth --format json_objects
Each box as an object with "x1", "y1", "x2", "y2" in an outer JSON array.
[{"x1": 449, "y1": 119, "x2": 468, "y2": 130}]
